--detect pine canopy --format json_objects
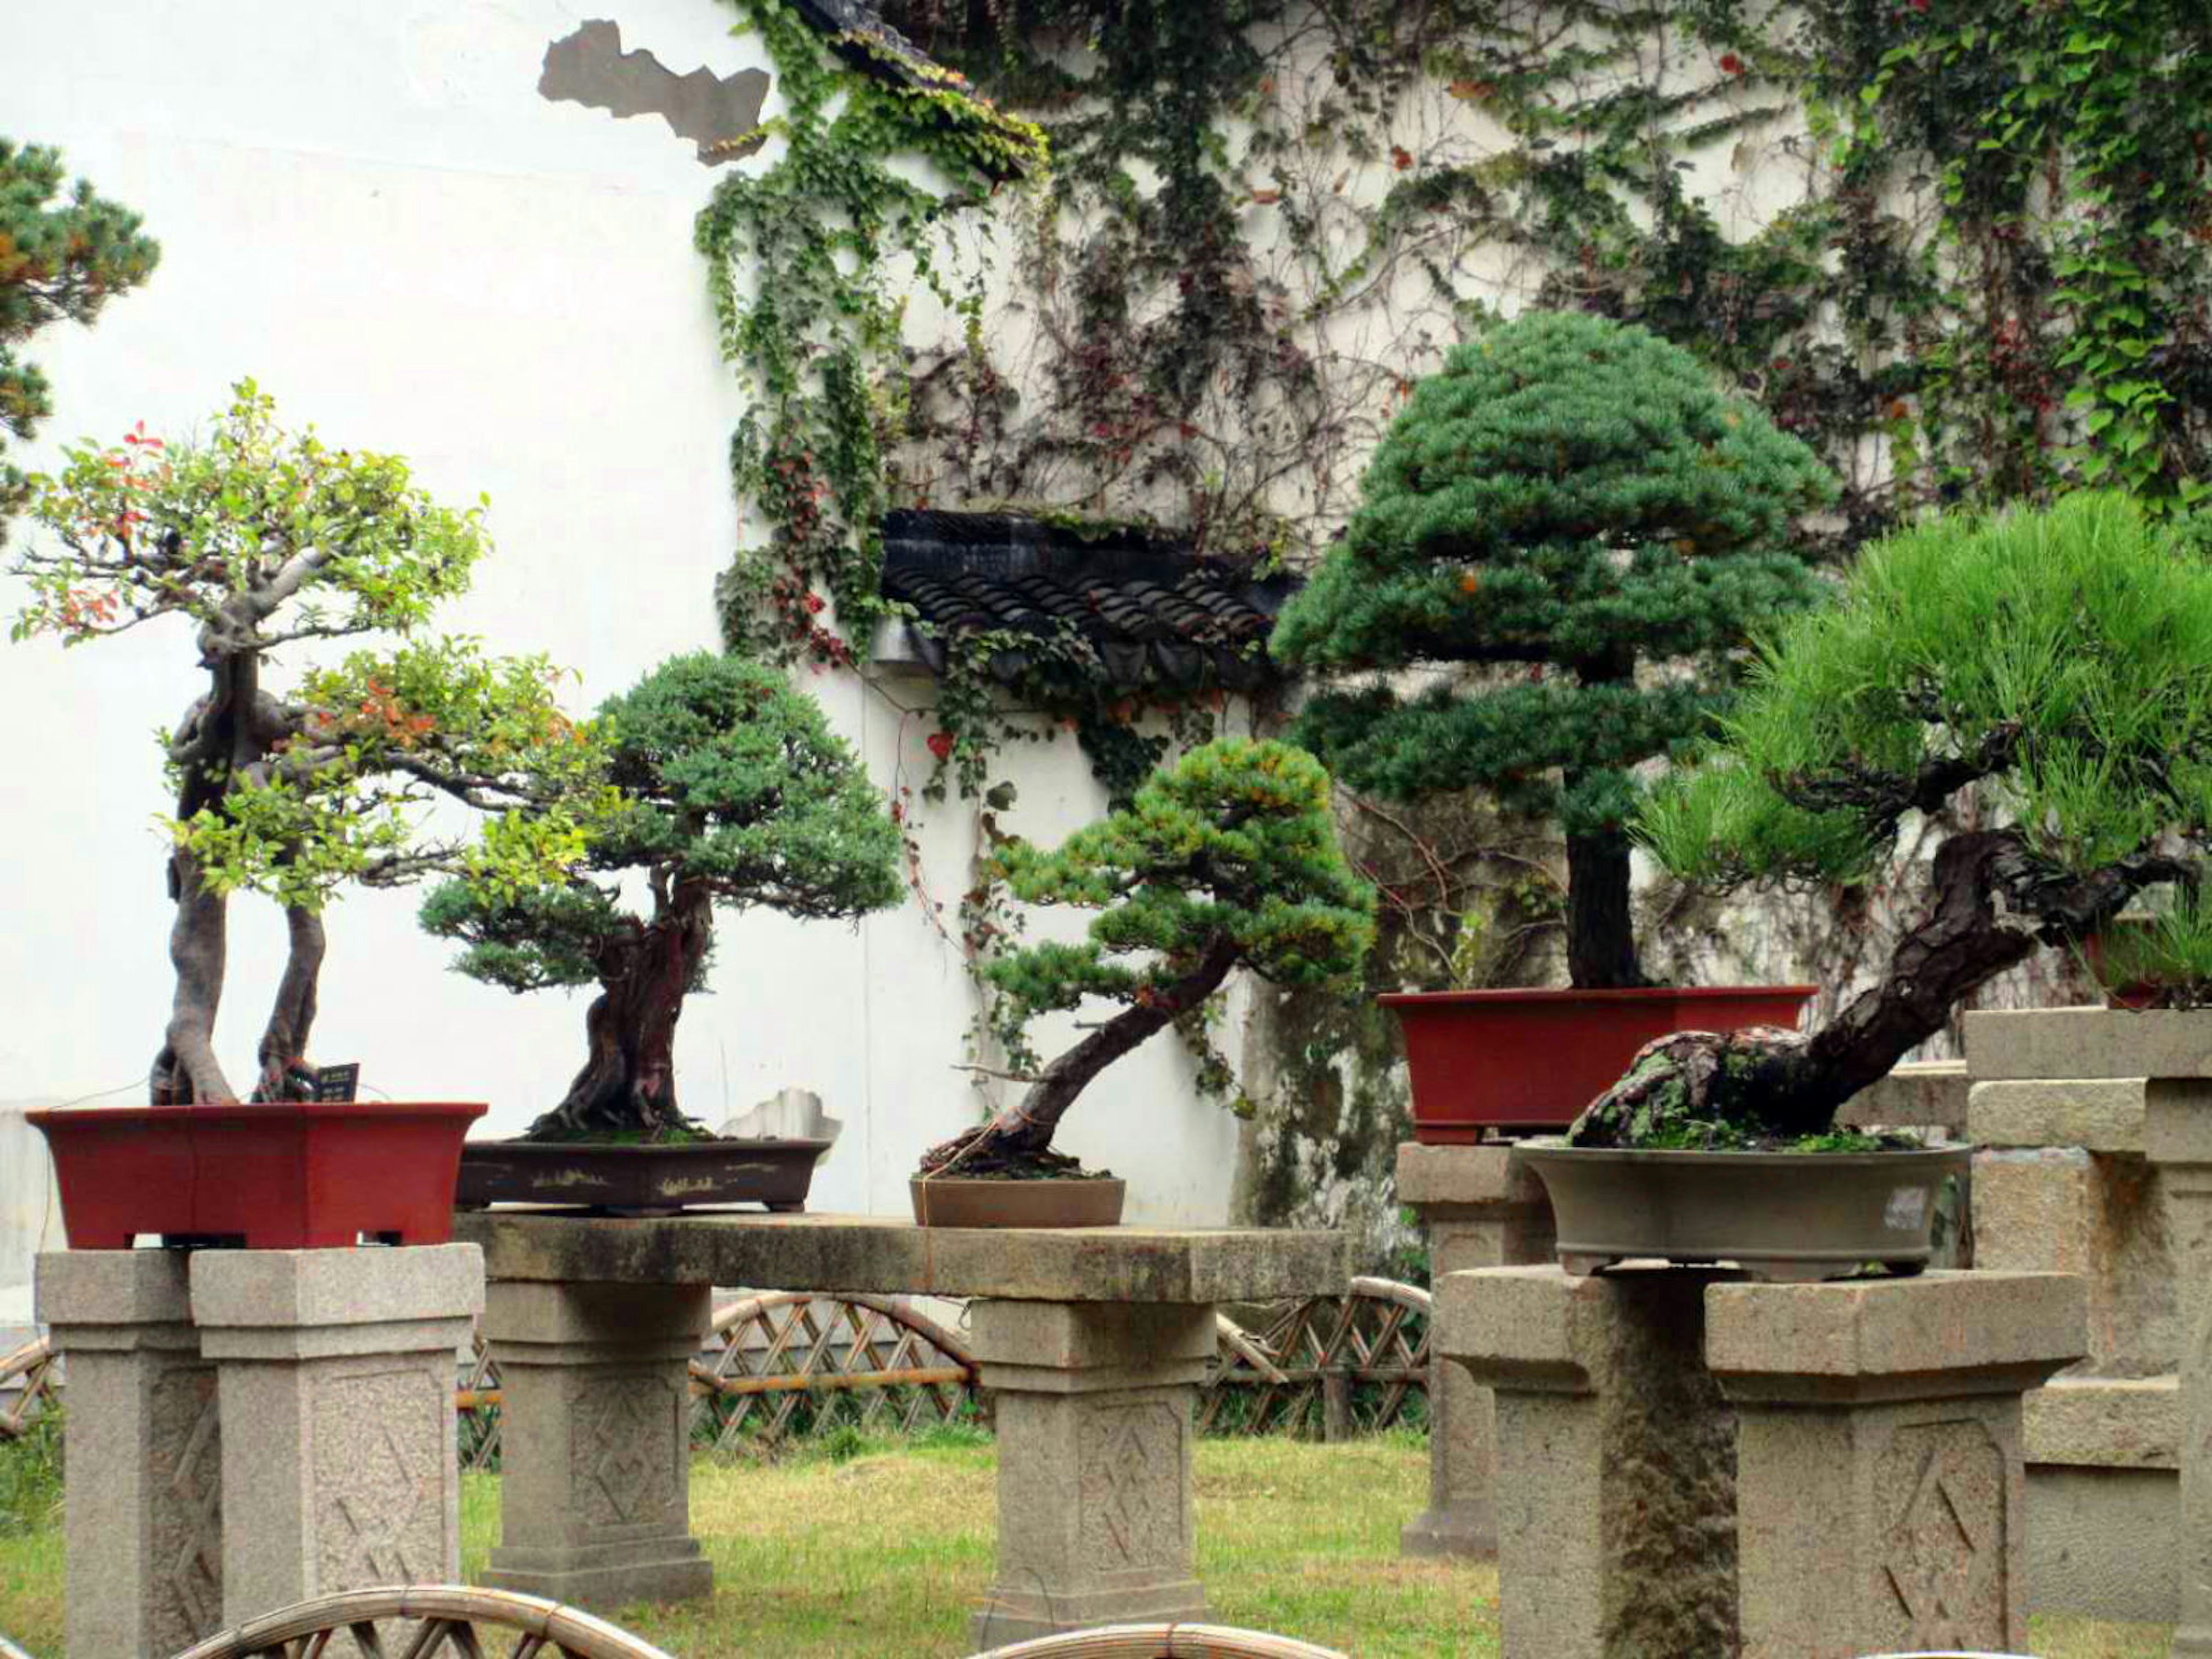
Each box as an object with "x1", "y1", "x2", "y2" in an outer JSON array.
[{"x1": 1273, "y1": 309, "x2": 1836, "y2": 838}]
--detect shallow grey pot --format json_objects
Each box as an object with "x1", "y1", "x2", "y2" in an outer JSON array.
[
  {"x1": 456, "y1": 1137, "x2": 830, "y2": 1214},
  {"x1": 1514, "y1": 1142, "x2": 1971, "y2": 1282}
]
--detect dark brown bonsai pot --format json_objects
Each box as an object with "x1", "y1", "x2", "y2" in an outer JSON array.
[
  {"x1": 456, "y1": 1136, "x2": 830, "y2": 1215},
  {"x1": 908, "y1": 1175, "x2": 1127, "y2": 1229},
  {"x1": 1514, "y1": 1141, "x2": 1968, "y2": 1282}
]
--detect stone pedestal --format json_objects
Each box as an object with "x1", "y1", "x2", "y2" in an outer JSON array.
[
  {"x1": 1437, "y1": 1265, "x2": 1742, "y2": 1659},
  {"x1": 2146, "y1": 1077, "x2": 2212, "y2": 1657},
  {"x1": 1706, "y1": 1271, "x2": 2085, "y2": 1659},
  {"x1": 478, "y1": 1279, "x2": 715, "y2": 1609},
  {"x1": 189, "y1": 1245, "x2": 482, "y2": 1627},
  {"x1": 36, "y1": 1250, "x2": 222, "y2": 1659},
  {"x1": 1393, "y1": 1143, "x2": 1553, "y2": 1559},
  {"x1": 967, "y1": 1301, "x2": 1212, "y2": 1646}
]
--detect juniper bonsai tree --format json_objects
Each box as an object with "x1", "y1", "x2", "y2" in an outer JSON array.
[
  {"x1": 9, "y1": 384, "x2": 599, "y2": 1103},
  {"x1": 420, "y1": 652, "x2": 904, "y2": 1142},
  {"x1": 1271, "y1": 310, "x2": 1837, "y2": 988},
  {"x1": 918, "y1": 737, "x2": 1377, "y2": 1179},
  {"x1": 1571, "y1": 492, "x2": 2212, "y2": 1148},
  {"x1": 2, "y1": 140, "x2": 160, "y2": 539}
]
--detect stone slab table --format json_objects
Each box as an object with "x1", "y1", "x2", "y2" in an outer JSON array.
[
  {"x1": 454, "y1": 1210, "x2": 1347, "y2": 1643},
  {"x1": 36, "y1": 1250, "x2": 222, "y2": 1659},
  {"x1": 1437, "y1": 1264, "x2": 2085, "y2": 1659},
  {"x1": 1392, "y1": 1143, "x2": 1553, "y2": 1559}
]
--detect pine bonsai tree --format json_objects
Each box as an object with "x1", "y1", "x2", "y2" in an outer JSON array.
[
  {"x1": 1573, "y1": 492, "x2": 2212, "y2": 1147},
  {"x1": 421, "y1": 652, "x2": 905, "y2": 1141},
  {"x1": 1271, "y1": 310, "x2": 1837, "y2": 988},
  {"x1": 918, "y1": 737, "x2": 1376, "y2": 1179},
  {"x1": 2, "y1": 141, "x2": 160, "y2": 539},
  {"x1": 9, "y1": 384, "x2": 598, "y2": 1103}
]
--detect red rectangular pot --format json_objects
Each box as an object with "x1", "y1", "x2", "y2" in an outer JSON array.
[
  {"x1": 1381, "y1": 986, "x2": 1818, "y2": 1140},
  {"x1": 28, "y1": 1101, "x2": 486, "y2": 1249}
]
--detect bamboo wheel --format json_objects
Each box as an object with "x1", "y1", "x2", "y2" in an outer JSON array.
[
  {"x1": 0, "y1": 1337, "x2": 59, "y2": 1441},
  {"x1": 967, "y1": 1624, "x2": 1349, "y2": 1658},
  {"x1": 1200, "y1": 1277, "x2": 1430, "y2": 1436},
  {"x1": 691, "y1": 1290, "x2": 980, "y2": 1448},
  {"x1": 166, "y1": 1585, "x2": 675, "y2": 1658}
]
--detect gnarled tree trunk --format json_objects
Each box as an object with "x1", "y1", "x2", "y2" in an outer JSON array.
[
  {"x1": 918, "y1": 936, "x2": 1242, "y2": 1177},
  {"x1": 1564, "y1": 817, "x2": 1646, "y2": 990},
  {"x1": 524, "y1": 887, "x2": 713, "y2": 1141},
  {"x1": 252, "y1": 903, "x2": 325, "y2": 1101},
  {"x1": 1569, "y1": 829, "x2": 2187, "y2": 1146}
]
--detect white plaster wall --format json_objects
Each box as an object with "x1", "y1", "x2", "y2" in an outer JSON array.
[
  {"x1": 0, "y1": 1105, "x2": 64, "y2": 1336},
  {"x1": 0, "y1": 0, "x2": 1244, "y2": 1230}
]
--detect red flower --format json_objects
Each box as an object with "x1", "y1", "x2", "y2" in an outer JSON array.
[
  {"x1": 1719, "y1": 52, "x2": 1745, "y2": 75},
  {"x1": 927, "y1": 730, "x2": 956, "y2": 762}
]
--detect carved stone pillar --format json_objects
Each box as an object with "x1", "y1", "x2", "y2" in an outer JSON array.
[
  {"x1": 2147, "y1": 1078, "x2": 2212, "y2": 1657},
  {"x1": 189, "y1": 1244, "x2": 482, "y2": 1627},
  {"x1": 478, "y1": 1278, "x2": 714, "y2": 1608},
  {"x1": 37, "y1": 1249, "x2": 221, "y2": 1659},
  {"x1": 966, "y1": 1300, "x2": 1214, "y2": 1647}
]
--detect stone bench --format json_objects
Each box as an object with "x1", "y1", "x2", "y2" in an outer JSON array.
[{"x1": 453, "y1": 1210, "x2": 1346, "y2": 1646}]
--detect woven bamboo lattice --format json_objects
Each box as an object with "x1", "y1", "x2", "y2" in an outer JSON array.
[
  {"x1": 0, "y1": 1338, "x2": 58, "y2": 1442},
  {"x1": 455, "y1": 1291, "x2": 982, "y2": 1469},
  {"x1": 168, "y1": 1584, "x2": 676, "y2": 1658},
  {"x1": 968, "y1": 1624, "x2": 1349, "y2": 1658},
  {"x1": 1198, "y1": 1277, "x2": 1430, "y2": 1438},
  {"x1": 691, "y1": 1290, "x2": 980, "y2": 1449}
]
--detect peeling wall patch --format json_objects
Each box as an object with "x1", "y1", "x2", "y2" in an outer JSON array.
[{"x1": 539, "y1": 20, "x2": 770, "y2": 164}]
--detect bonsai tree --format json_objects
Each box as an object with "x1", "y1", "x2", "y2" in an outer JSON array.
[
  {"x1": 1572, "y1": 491, "x2": 2212, "y2": 1147},
  {"x1": 1271, "y1": 310, "x2": 1837, "y2": 988},
  {"x1": 918, "y1": 737, "x2": 1377, "y2": 1179},
  {"x1": 419, "y1": 652, "x2": 904, "y2": 1141},
  {"x1": 2, "y1": 140, "x2": 160, "y2": 539},
  {"x1": 9, "y1": 383, "x2": 599, "y2": 1103}
]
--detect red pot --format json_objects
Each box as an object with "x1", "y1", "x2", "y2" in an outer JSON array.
[
  {"x1": 1381, "y1": 986, "x2": 1819, "y2": 1141},
  {"x1": 28, "y1": 1101, "x2": 485, "y2": 1250}
]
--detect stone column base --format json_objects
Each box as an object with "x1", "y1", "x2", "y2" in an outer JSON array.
[
  {"x1": 967, "y1": 1301, "x2": 1212, "y2": 1647},
  {"x1": 479, "y1": 1279, "x2": 714, "y2": 1609},
  {"x1": 37, "y1": 1249, "x2": 222, "y2": 1659},
  {"x1": 1395, "y1": 1143, "x2": 1553, "y2": 1562},
  {"x1": 1707, "y1": 1270, "x2": 2085, "y2": 1659},
  {"x1": 190, "y1": 1244, "x2": 483, "y2": 1627},
  {"x1": 2024, "y1": 1374, "x2": 2179, "y2": 1623}
]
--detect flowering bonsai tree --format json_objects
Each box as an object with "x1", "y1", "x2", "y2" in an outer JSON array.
[
  {"x1": 419, "y1": 652, "x2": 904, "y2": 1141},
  {"x1": 918, "y1": 737, "x2": 1377, "y2": 1179},
  {"x1": 10, "y1": 384, "x2": 599, "y2": 1103},
  {"x1": 1271, "y1": 310, "x2": 1836, "y2": 988},
  {"x1": 2, "y1": 140, "x2": 160, "y2": 539},
  {"x1": 1572, "y1": 492, "x2": 2212, "y2": 1147}
]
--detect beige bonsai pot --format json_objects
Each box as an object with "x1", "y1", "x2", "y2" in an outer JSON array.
[
  {"x1": 908, "y1": 1176, "x2": 1127, "y2": 1229},
  {"x1": 1514, "y1": 1141, "x2": 1969, "y2": 1282}
]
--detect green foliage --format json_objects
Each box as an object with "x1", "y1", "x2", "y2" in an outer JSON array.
[
  {"x1": 13, "y1": 387, "x2": 595, "y2": 912},
  {"x1": 1274, "y1": 312, "x2": 1834, "y2": 836},
  {"x1": 984, "y1": 737, "x2": 1376, "y2": 1054},
  {"x1": 2081, "y1": 891, "x2": 2212, "y2": 1009},
  {"x1": 1639, "y1": 493, "x2": 2212, "y2": 893},
  {"x1": 697, "y1": 0, "x2": 1046, "y2": 664},
  {"x1": 423, "y1": 651, "x2": 904, "y2": 991},
  {"x1": 0, "y1": 140, "x2": 158, "y2": 537},
  {"x1": 0, "y1": 1407, "x2": 63, "y2": 1537}
]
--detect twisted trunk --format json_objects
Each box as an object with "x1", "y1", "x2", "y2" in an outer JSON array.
[
  {"x1": 1564, "y1": 817, "x2": 1646, "y2": 990},
  {"x1": 252, "y1": 904, "x2": 325, "y2": 1101},
  {"x1": 919, "y1": 936, "x2": 1242, "y2": 1177},
  {"x1": 1569, "y1": 829, "x2": 2188, "y2": 1146},
  {"x1": 525, "y1": 886, "x2": 713, "y2": 1141}
]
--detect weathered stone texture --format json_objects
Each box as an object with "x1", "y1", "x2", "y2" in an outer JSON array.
[
  {"x1": 2029, "y1": 1465, "x2": 2179, "y2": 1623},
  {"x1": 968, "y1": 1300, "x2": 1213, "y2": 1646},
  {"x1": 1839, "y1": 1060, "x2": 1969, "y2": 1133},
  {"x1": 1395, "y1": 1142, "x2": 1554, "y2": 1561},
  {"x1": 192, "y1": 1245, "x2": 479, "y2": 1626},
  {"x1": 38, "y1": 1249, "x2": 221, "y2": 1659},
  {"x1": 2146, "y1": 1082, "x2": 2212, "y2": 1657},
  {"x1": 1706, "y1": 1271, "x2": 2084, "y2": 1659},
  {"x1": 1967, "y1": 1006, "x2": 2212, "y2": 1082},
  {"x1": 1440, "y1": 1266, "x2": 1738, "y2": 1659},
  {"x1": 1970, "y1": 1077, "x2": 2147, "y2": 1151},
  {"x1": 480, "y1": 1279, "x2": 713, "y2": 1609},
  {"x1": 1966, "y1": 1149, "x2": 2173, "y2": 1376}
]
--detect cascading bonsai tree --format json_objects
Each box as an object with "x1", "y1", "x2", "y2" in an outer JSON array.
[
  {"x1": 10, "y1": 383, "x2": 600, "y2": 1103},
  {"x1": 1271, "y1": 310, "x2": 1838, "y2": 987},
  {"x1": 419, "y1": 651, "x2": 905, "y2": 1141},
  {"x1": 2, "y1": 140, "x2": 160, "y2": 539},
  {"x1": 1572, "y1": 491, "x2": 2212, "y2": 1147},
  {"x1": 918, "y1": 737, "x2": 1377, "y2": 1179}
]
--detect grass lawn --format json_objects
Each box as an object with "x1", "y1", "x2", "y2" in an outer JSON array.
[{"x1": 0, "y1": 1427, "x2": 2183, "y2": 1656}]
